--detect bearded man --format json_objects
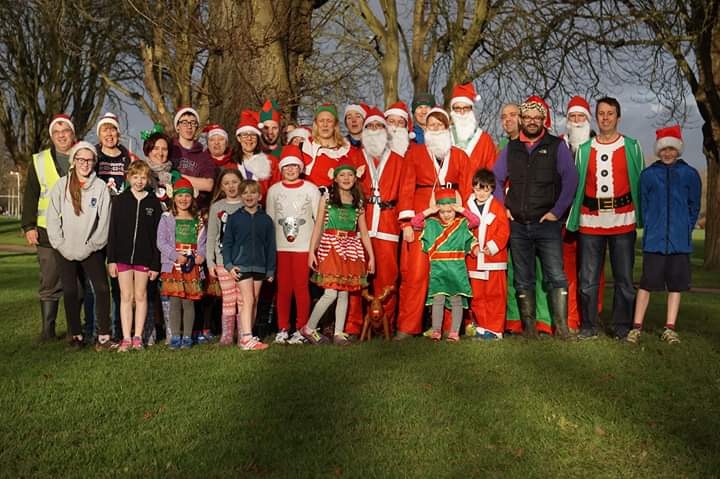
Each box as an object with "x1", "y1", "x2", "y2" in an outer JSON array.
[{"x1": 384, "y1": 101, "x2": 414, "y2": 156}]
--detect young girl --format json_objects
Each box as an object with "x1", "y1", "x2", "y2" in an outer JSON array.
[
  {"x1": 206, "y1": 169, "x2": 245, "y2": 345},
  {"x1": 46, "y1": 141, "x2": 112, "y2": 350},
  {"x1": 302, "y1": 160, "x2": 375, "y2": 345},
  {"x1": 107, "y1": 161, "x2": 163, "y2": 352},
  {"x1": 411, "y1": 189, "x2": 479, "y2": 342},
  {"x1": 222, "y1": 180, "x2": 275, "y2": 351},
  {"x1": 156, "y1": 177, "x2": 207, "y2": 349}
]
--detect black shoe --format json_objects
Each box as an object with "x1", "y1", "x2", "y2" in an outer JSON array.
[
  {"x1": 577, "y1": 329, "x2": 599, "y2": 340},
  {"x1": 67, "y1": 337, "x2": 85, "y2": 351}
]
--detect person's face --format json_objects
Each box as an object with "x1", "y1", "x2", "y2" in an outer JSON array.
[
  {"x1": 451, "y1": 104, "x2": 473, "y2": 115},
  {"x1": 129, "y1": 173, "x2": 148, "y2": 193},
  {"x1": 425, "y1": 115, "x2": 447, "y2": 132},
  {"x1": 221, "y1": 173, "x2": 241, "y2": 199},
  {"x1": 345, "y1": 111, "x2": 364, "y2": 135},
  {"x1": 500, "y1": 105, "x2": 520, "y2": 137},
  {"x1": 414, "y1": 105, "x2": 431, "y2": 127},
  {"x1": 289, "y1": 136, "x2": 304, "y2": 146},
  {"x1": 386, "y1": 114, "x2": 407, "y2": 129},
  {"x1": 262, "y1": 120, "x2": 280, "y2": 145},
  {"x1": 335, "y1": 169, "x2": 356, "y2": 190},
  {"x1": 175, "y1": 114, "x2": 199, "y2": 141},
  {"x1": 238, "y1": 133, "x2": 258, "y2": 154},
  {"x1": 282, "y1": 164, "x2": 301, "y2": 182},
  {"x1": 658, "y1": 147, "x2": 680, "y2": 164},
  {"x1": 73, "y1": 149, "x2": 96, "y2": 178},
  {"x1": 567, "y1": 112, "x2": 588, "y2": 124},
  {"x1": 315, "y1": 111, "x2": 337, "y2": 140},
  {"x1": 51, "y1": 121, "x2": 75, "y2": 153},
  {"x1": 207, "y1": 134, "x2": 227, "y2": 157},
  {"x1": 473, "y1": 183, "x2": 493, "y2": 203},
  {"x1": 99, "y1": 124, "x2": 119, "y2": 149},
  {"x1": 520, "y1": 111, "x2": 545, "y2": 138},
  {"x1": 174, "y1": 192, "x2": 193, "y2": 211},
  {"x1": 241, "y1": 187, "x2": 261, "y2": 208},
  {"x1": 596, "y1": 102, "x2": 620, "y2": 135},
  {"x1": 365, "y1": 121, "x2": 385, "y2": 132},
  {"x1": 438, "y1": 204, "x2": 456, "y2": 223},
  {"x1": 148, "y1": 138, "x2": 169, "y2": 165},
  {"x1": 284, "y1": 124, "x2": 296, "y2": 136}
]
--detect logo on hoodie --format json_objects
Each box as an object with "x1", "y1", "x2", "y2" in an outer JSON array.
[{"x1": 90, "y1": 197, "x2": 97, "y2": 208}]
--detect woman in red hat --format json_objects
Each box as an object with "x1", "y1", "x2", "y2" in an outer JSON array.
[{"x1": 233, "y1": 110, "x2": 278, "y2": 200}]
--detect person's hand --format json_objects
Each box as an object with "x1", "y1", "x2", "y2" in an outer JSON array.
[
  {"x1": 208, "y1": 265, "x2": 217, "y2": 279},
  {"x1": 107, "y1": 263, "x2": 118, "y2": 278},
  {"x1": 308, "y1": 251, "x2": 318, "y2": 270},
  {"x1": 451, "y1": 203, "x2": 465, "y2": 213},
  {"x1": 356, "y1": 164, "x2": 366, "y2": 178},
  {"x1": 366, "y1": 256, "x2": 375, "y2": 275},
  {"x1": 505, "y1": 208, "x2": 514, "y2": 220},
  {"x1": 195, "y1": 255, "x2": 205, "y2": 265},
  {"x1": 402, "y1": 226, "x2": 414, "y2": 243},
  {"x1": 229, "y1": 267, "x2": 241, "y2": 281},
  {"x1": 426, "y1": 204, "x2": 440, "y2": 215},
  {"x1": 149, "y1": 270, "x2": 159, "y2": 281},
  {"x1": 471, "y1": 245, "x2": 480, "y2": 257},
  {"x1": 481, "y1": 246, "x2": 491, "y2": 255},
  {"x1": 266, "y1": 276, "x2": 274, "y2": 283},
  {"x1": 25, "y1": 229, "x2": 39, "y2": 246},
  {"x1": 176, "y1": 254, "x2": 188, "y2": 265},
  {"x1": 539, "y1": 212, "x2": 558, "y2": 223}
]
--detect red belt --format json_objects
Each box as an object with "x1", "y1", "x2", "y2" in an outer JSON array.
[{"x1": 325, "y1": 229, "x2": 357, "y2": 238}]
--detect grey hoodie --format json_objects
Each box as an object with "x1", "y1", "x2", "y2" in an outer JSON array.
[{"x1": 47, "y1": 172, "x2": 111, "y2": 261}]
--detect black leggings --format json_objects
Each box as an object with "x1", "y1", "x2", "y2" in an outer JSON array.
[{"x1": 56, "y1": 250, "x2": 111, "y2": 336}]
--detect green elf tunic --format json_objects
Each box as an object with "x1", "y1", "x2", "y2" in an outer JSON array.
[{"x1": 420, "y1": 217, "x2": 477, "y2": 308}]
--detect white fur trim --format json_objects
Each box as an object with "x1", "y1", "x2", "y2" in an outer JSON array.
[
  {"x1": 344, "y1": 104, "x2": 366, "y2": 119},
  {"x1": 408, "y1": 131, "x2": 416, "y2": 140},
  {"x1": 174, "y1": 107, "x2": 199, "y2": 127},
  {"x1": 49, "y1": 116, "x2": 74, "y2": 137},
  {"x1": 567, "y1": 105, "x2": 591, "y2": 121},
  {"x1": 206, "y1": 127, "x2": 228, "y2": 141},
  {"x1": 364, "y1": 114, "x2": 386, "y2": 128},
  {"x1": 486, "y1": 240, "x2": 499, "y2": 256},
  {"x1": 384, "y1": 108, "x2": 408, "y2": 120},
  {"x1": 96, "y1": 113, "x2": 120, "y2": 136},
  {"x1": 236, "y1": 125, "x2": 261, "y2": 137},
  {"x1": 372, "y1": 232, "x2": 400, "y2": 242},
  {"x1": 241, "y1": 153, "x2": 272, "y2": 180},
  {"x1": 450, "y1": 97, "x2": 476, "y2": 107},
  {"x1": 279, "y1": 156, "x2": 304, "y2": 169},
  {"x1": 398, "y1": 209, "x2": 415, "y2": 220},
  {"x1": 655, "y1": 137, "x2": 683, "y2": 155}
]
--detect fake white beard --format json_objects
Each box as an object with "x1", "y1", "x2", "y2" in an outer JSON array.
[
  {"x1": 566, "y1": 121, "x2": 591, "y2": 152},
  {"x1": 387, "y1": 125, "x2": 409, "y2": 155},
  {"x1": 450, "y1": 110, "x2": 477, "y2": 142},
  {"x1": 362, "y1": 129, "x2": 389, "y2": 159},
  {"x1": 425, "y1": 130, "x2": 452, "y2": 159}
]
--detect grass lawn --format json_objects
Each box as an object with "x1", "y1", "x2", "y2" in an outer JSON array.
[
  {"x1": 1, "y1": 242, "x2": 719, "y2": 477},
  {"x1": 0, "y1": 217, "x2": 26, "y2": 247}
]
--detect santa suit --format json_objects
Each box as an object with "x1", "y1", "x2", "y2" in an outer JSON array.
[
  {"x1": 345, "y1": 147, "x2": 404, "y2": 335},
  {"x1": 396, "y1": 143, "x2": 467, "y2": 334},
  {"x1": 301, "y1": 138, "x2": 352, "y2": 188},
  {"x1": 237, "y1": 152, "x2": 278, "y2": 201},
  {"x1": 465, "y1": 194, "x2": 509, "y2": 335},
  {"x1": 452, "y1": 127, "x2": 498, "y2": 200}
]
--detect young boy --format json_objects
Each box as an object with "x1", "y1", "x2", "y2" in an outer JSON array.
[
  {"x1": 265, "y1": 145, "x2": 321, "y2": 344},
  {"x1": 411, "y1": 189, "x2": 479, "y2": 341},
  {"x1": 627, "y1": 125, "x2": 701, "y2": 344},
  {"x1": 465, "y1": 169, "x2": 510, "y2": 340},
  {"x1": 223, "y1": 180, "x2": 276, "y2": 350}
]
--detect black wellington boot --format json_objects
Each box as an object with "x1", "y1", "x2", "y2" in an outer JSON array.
[
  {"x1": 549, "y1": 288, "x2": 570, "y2": 340},
  {"x1": 40, "y1": 300, "x2": 59, "y2": 341},
  {"x1": 516, "y1": 290, "x2": 537, "y2": 339}
]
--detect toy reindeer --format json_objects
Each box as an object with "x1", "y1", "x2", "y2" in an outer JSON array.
[{"x1": 360, "y1": 285, "x2": 395, "y2": 341}]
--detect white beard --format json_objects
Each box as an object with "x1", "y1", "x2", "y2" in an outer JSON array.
[
  {"x1": 425, "y1": 130, "x2": 452, "y2": 159},
  {"x1": 362, "y1": 129, "x2": 389, "y2": 159},
  {"x1": 450, "y1": 110, "x2": 477, "y2": 143},
  {"x1": 566, "y1": 121, "x2": 591, "y2": 153},
  {"x1": 387, "y1": 125, "x2": 409, "y2": 155}
]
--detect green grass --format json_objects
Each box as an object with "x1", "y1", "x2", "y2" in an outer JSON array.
[
  {"x1": 1, "y1": 250, "x2": 719, "y2": 477},
  {"x1": 0, "y1": 217, "x2": 26, "y2": 246}
]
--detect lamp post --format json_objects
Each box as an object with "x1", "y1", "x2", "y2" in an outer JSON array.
[{"x1": 9, "y1": 171, "x2": 20, "y2": 218}]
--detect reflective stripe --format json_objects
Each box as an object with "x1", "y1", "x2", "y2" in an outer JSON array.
[{"x1": 33, "y1": 150, "x2": 60, "y2": 229}]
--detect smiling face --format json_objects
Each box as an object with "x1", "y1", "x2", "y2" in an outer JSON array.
[
  {"x1": 221, "y1": 173, "x2": 242, "y2": 200},
  {"x1": 414, "y1": 105, "x2": 431, "y2": 127},
  {"x1": 51, "y1": 121, "x2": 76, "y2": 154},
  {"x1": 281, "y1": 164, "x2": 301, "y2": 182},
  {"x1": 596, "y1": 101, "x2": 620, "y2": 136},
  {"x1": 334, "y1": 168, "x2": 356, "y2": 190},
  {"x1": 207, "y1": 134, "x2": 227, "y2": 157},
  {"x1": 175, "y1": 113, "x2": 199, "y2": 141},
  {"x1": 520, "y1": 112, "x2": 544, "y2": 138},
  {"x1": 240, "y1": 185, "x2": 261, "y2": 208},
  {"x1": 238, "y1": 133, "x2": 258, "y2": 154},
  {"x1": 472, "y1": 183, "x2": 493, "y2": 203},
  {"x1": 148, "y1": 138, "x2": 169, "y2": 165},
  {"x1": 73, "y1": 148, "x2": 96, "y2": 179},
  {"x1": 658, "y1": 146, "x2": 680, "y2": 165},
  {"x1": 425, "y1": 115, "x2": 447, "y2": 132},
  {"x1": 174, "y1": 192, "x2": 193, "y2": 212},
  {"x1": 129, "y1": 173, "x2": 149, "y2": 193},
  {"x1": 262, "y1": 120, "x2": 280, "y2": 146},
  {"x1": 99, "y1": 124, "x2": 119, "y2": 149}
]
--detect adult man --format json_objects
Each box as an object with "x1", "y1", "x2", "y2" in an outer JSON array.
[
  {"x1": 21, "y1": 114, "x2": 76, "y2": 340},
  {"x1": 448, "y1": 83, "x2": 497, "y2": 198},
  {"x1": 384, "y1": 101, "x2": 413, "y2": 156},
  {"x1": 497, "y1": 103, "x2": 521, "y2": 151},
  {"x1": 344, "y1": 104, "x2": 366, "y2": 148},
  {"x1": 259, "y1": 99, "x2": 283, "y2": 159},
  {"x1": 411, "y1": 92, "x2": 435, "y2": 144},
  {"x1": 345, "y1": 106, "x2": 404, "y2": 337},
  {"x1": 493, "y1": 96, "x2": 578, "y2": 339},
  {"x1": 564, "y1": 96, "x2": 594, "y2": 154},
  {"x1": 566, "y1": 97, "x2": 644, "y2": 340}
]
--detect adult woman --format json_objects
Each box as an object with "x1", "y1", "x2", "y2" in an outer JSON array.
[
  {"x1": 301, "y1": 104, "x2": 351, "y2": 189},
  {"x1": 204, "y1": 123, "x2": 235, "y2": 172},
  {"x1": 142, "y1": 125, "x2": 177, "y2": 205},
  {"x1": 234, "y1": 109, "x2": 277, "y2": 198}
]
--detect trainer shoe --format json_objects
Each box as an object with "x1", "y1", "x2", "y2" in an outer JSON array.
[
  {"x1": 287, "y1": 331, "x2": 307, "y2": 345},
  {"x1": 626, "y1": 328, "x2": 642, "y2": 345},
  {"x1": 239, "y1": 336, "x2": 269, "y2": 351},
  {"x1": 131, "y1": 336, "x2": 143, "y2": 351},
  {"x1": 95, "y1": 337, "x2": 117, "y2": 352},
  {"x1": 117, "y1": 338, "x2": 132, "y2": 353},
  {"x1": 333, "y1": 332, "x2": 351, "y2": 346},
  {"x1": 475, "y1": 330, "x2": 502, "y2": 341},
  {"x1": 168, "y1": 335, "x2": 182, "y2": 350},
  {"x1": 422, "y1": 328, "x2": 434, "y2": 338},
  {"x1": 274, "y1": 329, "x2": 290, "y2": 344},
  {"x1": 446, "y1": 332, "x2": 460, "y2": 342},
  {"x1": 465, "y1": 322, "x2": 477, "y2": 337},
  {"x1": 661, "y1": 328, "x2": 681, "y2": 344},
  {"x1": 180, "y1": 337, "x2": 193, "y2": 349},
  {"x1": 301, "y1": 327, "x2": 329, "y2": 345},
  {"x1": 578, "y1": 329, "x2": 600, "y2": 340},
  {"x1": 430, "y1": 330, "x2": 442, "y2": 341}
]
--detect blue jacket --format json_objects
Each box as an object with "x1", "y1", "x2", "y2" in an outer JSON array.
[
  {"x1": 223, "y1": 207, "x2": 276, "y2": 277},
  {"x1": 640, "y1": 159, "x2": 701, "y2": 254}
]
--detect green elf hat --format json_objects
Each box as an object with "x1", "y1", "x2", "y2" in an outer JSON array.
[
  {"x1": 331, "y1": 158, "x2": 356, "y2": 178},
  {"x1": 173, "y1": 176, "x2": 194, "y2": 197},
  {"x1": 315, "y1": 102, "x2": 338, "y2": 120},
  {"x1": 259, "y1": 99, "x2": 281, "y2": 128},
  {"x1": 435, "y1": 188, "x2": 457, "y2": 205}
]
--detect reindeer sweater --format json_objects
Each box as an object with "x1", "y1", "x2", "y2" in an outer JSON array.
[{"x1": 266, "y1": 180, "x2": 321, "y2": 253}]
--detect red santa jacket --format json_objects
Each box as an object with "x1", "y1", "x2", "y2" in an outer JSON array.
[
  {"x1": 453, "y1": 130, "x2": 497, "y2": 200},
  {"x1": 301, "y1": 137, "x2": 352, "y2": 188},
  {"x1": 465, "y1": 194, "x2": 509, "y2": 279},
  {"x1": 397, "y1": 143, "x2": 467, "y2": 222},
  {"x1": 237, "y1": 152, "x2": 278, "y2": 200},
  {"x1": 349, "y1": 147, "x2": 403, "y2": 242}
]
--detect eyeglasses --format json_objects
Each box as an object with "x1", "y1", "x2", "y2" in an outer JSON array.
[
  {"x1": 452, "y1": 105, "x2": 473, "y2": 113},
  {"x1": 178, "y1": 120, "x2": 198, "y2": 128},
  {"x1": 74, "y1": 157, "x2": 95, "y2": 165},
  {"x1": 237, "y1": 133, "x2": 256, "y2": 139}
]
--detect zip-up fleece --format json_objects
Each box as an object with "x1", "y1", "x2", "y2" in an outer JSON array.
[
  {"x1": 223, "y1": 207, "x2": 276, "y2": 278},
  {"x1": 107, "y1": 189, "x2": 163, "y2": 270},
  {"x1": 156, "y1": 213, "x2": 207, "y2": 273},
  {"x1": 47, "y1": 172, "x2": 111, "y2": 261}
]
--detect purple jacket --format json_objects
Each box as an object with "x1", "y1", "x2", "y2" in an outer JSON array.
[
  {"x1": 156, "y1": 212, "x2": 207, "y2": 273},
  {"x1": 169, "y1": 139, "x2": 215, "y2": 179}
]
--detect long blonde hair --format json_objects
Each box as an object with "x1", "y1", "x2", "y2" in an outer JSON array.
[{"x1": 311, "y1": 120, "x2": 347, "y2": 149}]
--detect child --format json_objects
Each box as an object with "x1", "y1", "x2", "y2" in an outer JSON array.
[
  {"x1": 628, "y1": 125, "x2": 701, "y2": 344},
  {"x1": 302, "y1": 159, "x2": 375, "y2": 345},
  {"x1": 465, "y1": 169, "x2": 510, "y2": 340},
  {"x1": 107, "y1": 161, "x2": 162, "y2": 352},
  {"x1": 206, "y1": 169, "x2": 245, "y2": 345},
  {"x1": 411, "y1": 188, "x2": 479, "y2": 341},
  {"x1": 266, "y1": 145, "x2": 321, "y2": 344},
  {"x1": 222, "y1": 180, "x2": 275, "y2": 351},
  {"x1": 156, "y1": 177, "x2": 207, "y2": 349}
]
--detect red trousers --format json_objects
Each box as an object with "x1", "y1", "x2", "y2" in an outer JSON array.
[
  {"x1": 396, "y1": 237, "x2": 429, "y2": 335},
  {"x1": 470, "y1": 272, "x2": 507, "y2": 334},
  {"x1": 276, "y1": 251, "x2": 311, "y2": 331},
  {"x1": 346, "y1": 237, "x2": 399, "y2": 335}
]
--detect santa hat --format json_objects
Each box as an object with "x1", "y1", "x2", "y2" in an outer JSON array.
[
  {"x1": 68, "y1": 141, "x2": 97, "y2": 168},
  {"x1": 278, "y1": 144, "x2": 305, "y2": 169},
  {"x1": 521, "y1": 95, "x2": 552, "y2": 129},
  {"x1": 385, "y1": 101, "x2": 415, "y2": 139},
  {"x1": 236, "y1": 110, "x2": 261, "y2": 137},
  {"x1": 426, "y1": 107, "x2": 450, "y2": 129},
  {"x1": 331, "y1": 157, "x2": 356, "y2": 178},
  {"x1": 286, "y1": 126, "x2": 311, "y2": 143},
  {"x1": 202, "y1": 123, "x2": 228, "y2": 141},
  {"x1": 344, "y1": 104, "x2": 367, "y2": 120},
  {"x1": 655, "y1": 125, "x2": 683, "y2": 155},
  {"x1": 315, "y1": 103, "x2": 338, "y2": 120},
  {"x1": 174, "y1": 106, "x2": 199, "y2": 127},
  {"x1": 362, "y1": 105, "x2": 386, "y2": 128},
  {"x1": 435, "y1": 188, "x2": 457, "y2": 205},
  {"x1": 567, "y1": 96, "x2": 591, "y2": 121},
  {"x1": 49, "y1": 114, "x2": 75, "y2": 137},
  {"x1": 259, "y1": 99, "x2": 282, "y2": 128},
  {"x1": 95, "y1": 112, "x2": 120, "y2": 137},
  {"x1": 172, "y1": 176, "x2": 194, "y2": 197},
  {"x1": 450, "y1": 83, "x2": 480, "y2": 108}
]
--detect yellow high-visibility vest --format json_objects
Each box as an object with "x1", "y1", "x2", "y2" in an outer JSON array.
[{"x1": 33, "y1": 149, "x2": 60, "y2": 229}]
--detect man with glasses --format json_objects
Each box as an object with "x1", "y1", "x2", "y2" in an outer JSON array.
[
  {"x1": 21, "y1": 114, "x2": 76, "y2": 341},
  {"x1": 493, "y1": 96, "x2": 578, "y2": 339}
]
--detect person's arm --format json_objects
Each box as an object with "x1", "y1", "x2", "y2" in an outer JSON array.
[
  {"x1": 688, "y1": 167, "x2": 702, "y2": 230},
  {"x1": 308, "y1": 198, "x2": 327, "y2": 270},
  {"x1": 150, "y1": 198, "x2": 162, "y2": 278},
  {"x1": 45, "y1": 180, "x2": 64, "y2": 252},
  {"x1": 397, "y1": 148, "x2": 417, "y2": 242},
  {"x1": 357, "y1": 212, "x2": 375, "y2": 275},
  {"x1": 196, "y1": 221, "x2": 207, "y2": 265},
  {"x1": 205, "y1": 203, "x2": 220, "y2": 271},
  {"x1": 453, "y1": 203, "x2": 480, "y2": 229},
  {"x1": 265, "y1": 215, "x2": 277, "y2": 281},
  {"x1": 492, "y1": 148, "x2": 509, "y2": 205},
  {"x1": 21, "y1": 163, "x2": 40, "y2": 236},
  {"x1": 222, "y1": 214, "x2": 237, "y2": 271},
  {"x1": 157, "y1": 215, "x2": 180, "y2": 265},
  {"x1": 639, "y1": 169, "x2": 650, "y2": 230},
  {"x1": 183, "y1": 175, "x2": 214, "y2": 193},
  {"x1": 545, "y1": 142, "x2": 579, "y2": 221},
  {"x1": 90, "y1": 186, "x2": 111, "y2": 251}
]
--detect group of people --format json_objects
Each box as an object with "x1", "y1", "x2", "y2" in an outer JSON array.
[{"x1": 21, "y1": 84, "x2": 702, "y2": 352}]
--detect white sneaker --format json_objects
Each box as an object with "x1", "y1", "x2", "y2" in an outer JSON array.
[
  {"x1": 287, "y1": 330, "x2": 307, "y2": 344},
  {"x1": 274, "y1": 330, "x2": 290, "y2": 344}
]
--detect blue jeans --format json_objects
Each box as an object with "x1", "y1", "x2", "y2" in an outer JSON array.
[
  {"x1": 578, "y1": 231, "x2": 636, "y2": 336},
  {"x1": 509, "y1": 220, "x2": 567, "y2": 292}
]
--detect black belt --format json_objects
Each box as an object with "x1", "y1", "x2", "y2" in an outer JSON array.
[
  {"x1": 416, "y1": 183, "x2": 459, "y2": 189},
  {"x1": 366, "y1": 197, "x2": 397, "y2": 209},
  {"x1": 583, "y1": 193, "x2": 632, "y2": 211}
]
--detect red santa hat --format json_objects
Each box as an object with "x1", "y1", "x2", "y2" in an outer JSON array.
[
  {"x1": 426, "y1": 107, "x2": 450, "y2": 129},
  {"x1": 259, "y1": 99, "x2": 282, "y2": 128},
  {"x1": 384, "y1": 101, "x2": 415, "y2": 139},
  {"x1": 202, "y1": 123, "x2": 228, "y2": 141},
  {"x1": 521, "y1": 95, "x2": 552, "y2": 129},
  {"x1": 655, "y1": 125, "x2": 683, "y2": 155},
  {"x1": 174, "y1": 106, "x2": 200, "y2": 127},
  {"x1": 49, "y1": 114, "x2": 75, "y2": 137},
  {"x1": 235, "y1": 110, "x2": 261, "y2": 137},
  {"x1": 278, "y1": 144, "x2": 305, "y2": 169},
  {"x1": 435, "y1": 188, "x2": 458, "y2": 205},
  {"x1": 450, "y1": 83, "x2": 481, "y2": 108},
  {"x1": 567, "y1": 96, "x2": 591, "y2": 121},
  {"x1": 362, "y1": 105, "x2": 387, "y2": 128},
  {"x1": 95, "y1": 112, "x2": 120, "y2": 137},
  {"x1": 344, "y1": 104, "x2": 367, "y2": 120},
  {"x1": 286, "y1": 126, "x2": 311, "y2": 143}
]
